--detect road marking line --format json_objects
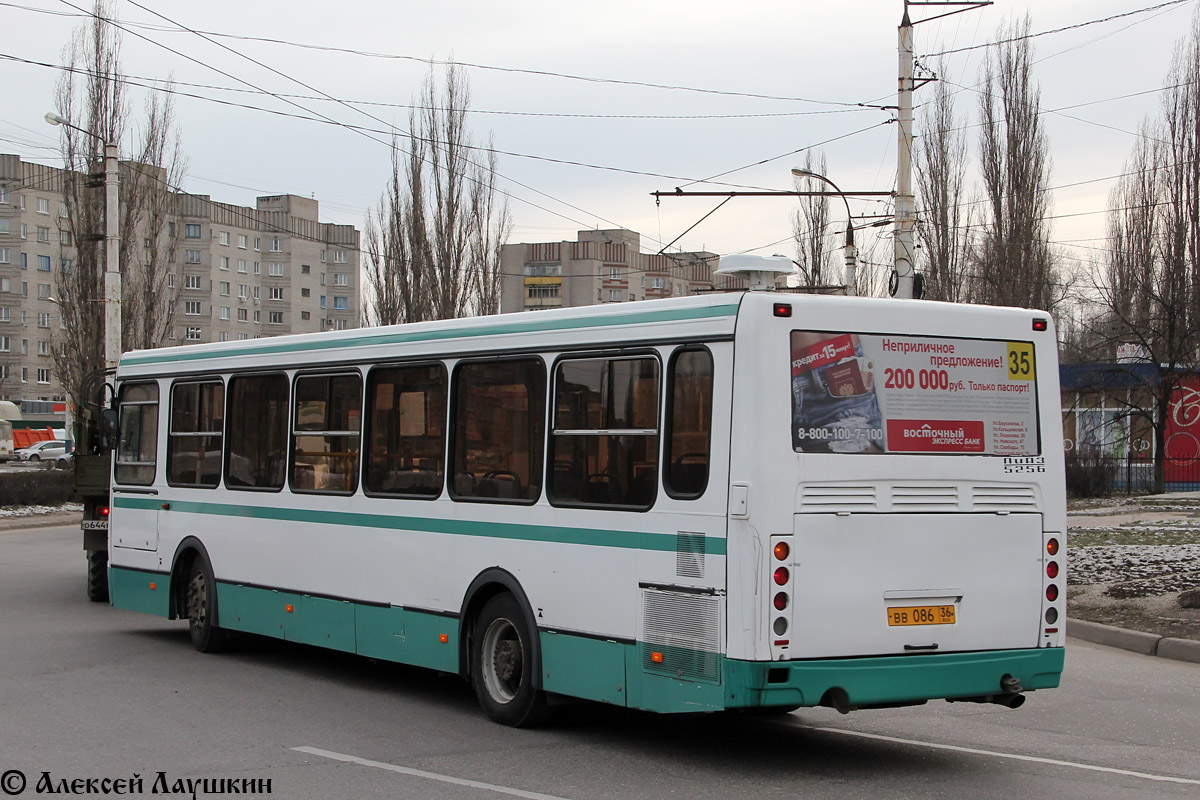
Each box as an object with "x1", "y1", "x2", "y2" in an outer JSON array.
[
  {"x1": 810, "y1": 726, "x2": 1200, "y2": 785},
  {"x1": 293, "y1": 746, "x2": 572, "y2": 800}
]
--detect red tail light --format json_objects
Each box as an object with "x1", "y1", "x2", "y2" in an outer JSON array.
[
  {"x1": 1046, "y1": 584, "x2": 1059, "y2": 602},
  {"x1": 99, "y1": 506, "x2": 110, "y2": 518},
  {"x1": 773, "y1": 567, "x2": 790, "y2": 586},
  {"x1": 1046, "y1": 561, "x2": 1059, "y2": 579},
  {"x1": 773, "y1": 592, "x2": 789, "y2": 611}
]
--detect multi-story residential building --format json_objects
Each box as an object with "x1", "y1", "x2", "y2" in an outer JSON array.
[
  {"x1": 499, "y1": 228, "x2": 732, "y2": 314},
  {"x1": 174, "y1": 193, "x2": 360, "y2": 346},
  {"x1": 0, "y1": 154, "x2": 360, "y2": 408}
]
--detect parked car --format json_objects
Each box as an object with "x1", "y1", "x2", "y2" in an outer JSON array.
[
  {"x1": 55, "y1": 450, "x2": 75, "y2": 470},
  {"x1": 13, "y1": 440, "x2": 68, "y2": 462}
]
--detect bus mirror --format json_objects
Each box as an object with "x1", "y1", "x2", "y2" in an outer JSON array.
[{"x1": 99, "y1": 408, "x2": 119, "y2": 451}]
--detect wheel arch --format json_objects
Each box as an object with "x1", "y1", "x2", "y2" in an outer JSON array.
[
  {"x1": 168, "y1": 536, "x2": 215, "y2": 622},
  {"x1": 458, "y1": 567, "x2": 542, "y2": 689}
]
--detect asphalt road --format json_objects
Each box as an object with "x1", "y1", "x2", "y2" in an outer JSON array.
[{"x1": 1, "y1": 524, "x2": 1197, "y2": 800}]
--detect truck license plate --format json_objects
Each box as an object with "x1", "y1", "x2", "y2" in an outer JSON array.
[
  {"x1": 81, "y1": 520, "x2": 109, "y2": 531},
  {"x1": 887, "y1": 604, "x2": 956, "y2": 626}
]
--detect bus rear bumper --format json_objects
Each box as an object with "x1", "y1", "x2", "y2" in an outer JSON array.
[{"x1": 723, "y1": 647, "x2": 1064, "y2": 710}]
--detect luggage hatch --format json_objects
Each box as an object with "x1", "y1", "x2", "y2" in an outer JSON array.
[{"x1": 786, "y1": 513, "x2": 1042, "y2": 658}]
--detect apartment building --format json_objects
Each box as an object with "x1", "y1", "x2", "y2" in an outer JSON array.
[
  {"x1": 499, "y1": 228, "x2": 734, "y2": 314},
  {"x1": 174, "y1": 193, "x2": 360, "y2": 346},
  {"x1": 0, "y1": 154, "x2": 359, "y2": 407}
]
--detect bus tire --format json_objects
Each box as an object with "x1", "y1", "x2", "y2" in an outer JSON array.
[
  {"x1": 185, "y1": 556, "x2": 227, "y2": 653},
  {"x1": 470, "y1": 593, "x2": 553, "y2": 727},
  {"x1": 86, "y1": 550, "x2": 109, "y2": 603}
]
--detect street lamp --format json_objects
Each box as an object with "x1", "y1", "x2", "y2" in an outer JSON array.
[
  {"x1": 790, "y1": 167, "x2": 859, "y2": 296},
  {"x1": 45, "y1": 111, "x2": 121, "y2": 371}
]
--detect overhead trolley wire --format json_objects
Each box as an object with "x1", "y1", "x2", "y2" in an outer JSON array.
[{"x1": 919, "y1": 0, "x2": 1194, "y2": 58}]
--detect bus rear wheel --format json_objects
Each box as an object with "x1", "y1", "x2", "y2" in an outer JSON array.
[
  {"x1": 185, "y1": 557, "x2": 227, "y2": 653},
  {"x1": 471, "y1": 594, "x2": 553, "y2": 727},
  {"x1": 86, "y1": 549, "x2": 108, "y2": 603}
]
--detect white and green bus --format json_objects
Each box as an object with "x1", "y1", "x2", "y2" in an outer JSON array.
[{"x1": 106, "y1": 288, "x2": 1065, "y2": 725}]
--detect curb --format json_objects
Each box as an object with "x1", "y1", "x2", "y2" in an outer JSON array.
[
  {"x1": 1068, "y1": 618, "x2": 1200, "y2": 664},
  {"x1": 0, "y1": 511, "x2": 82, "y2": 532}
]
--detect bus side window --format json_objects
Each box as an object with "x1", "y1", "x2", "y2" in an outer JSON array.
[
  {"x1": 167, "y1": 380, "x2": 223, "y2": 488},
  {"x1": 549, "y1": 355, "x2": 659, "y2": 510},
  {"x1": 291, "y1": 372, "x2": 362, "y2": 495},
  {"x1": 664, "y1": 348, "x2": 713, "y2": 499},
  {"x1": 115, "y1": 382, "x2": 159, "y2": 485},
  {"x1": 363, "y1": 363, "x2": 447, "y2": 498},
  {"x1": 450, "y1": 359, "x2": 545, "y2": 504},
  {"x1": 225, "y1": 374, "x2": 288, "y2": 491}
]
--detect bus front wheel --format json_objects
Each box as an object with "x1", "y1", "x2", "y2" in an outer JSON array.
[
  {"x1": 185, "y1": 557, "x2": 227, "y2": 653},
  {"x1": 470, "y1": 593, "x2": 552, "y2": 727}
]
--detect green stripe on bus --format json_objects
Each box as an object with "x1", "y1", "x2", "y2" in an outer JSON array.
[
  {"x1": 120, "y1": 302, "x2": 741, "y2": 367},
  {"x1": 111, "y1": 496, "x2": 727, "y2": 555},
  {"x1": 722, "y1": 647, "x2": 1064, "y2": 709}
]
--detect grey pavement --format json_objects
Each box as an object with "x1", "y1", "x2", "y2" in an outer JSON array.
[{"x1": 2, "y1": 522, "x2": 1199, "y2": 800}]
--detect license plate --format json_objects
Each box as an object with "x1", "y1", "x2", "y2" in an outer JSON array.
[
  {"x1": 81, "y1": 520, "x2": 109, "y2": 531},
  {"x1": 887, "y1": 604, "x2": 956, "y2": 626}
]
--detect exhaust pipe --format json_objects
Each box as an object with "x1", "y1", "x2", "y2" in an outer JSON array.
[{"x1": 946, "y1": 674, "x2": 1026, "y2": 708}]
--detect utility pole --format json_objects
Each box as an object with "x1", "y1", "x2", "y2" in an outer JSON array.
[
  {"x1": 45, "y1": 112, "x2": 121, "y2": 369},
  {"x1": 894, "y1": 1, "x2": 991, "y2": 300},
  {"x1": 103, "y1": 142, "x2": 121, "y2": 371},
  {"x1": 894, "y1": 7, "x2": 917, "y2": 299}
]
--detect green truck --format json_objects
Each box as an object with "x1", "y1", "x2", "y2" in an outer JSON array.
[{"x1": 74, "y1": 371, "x2": 115, "y2": 602}]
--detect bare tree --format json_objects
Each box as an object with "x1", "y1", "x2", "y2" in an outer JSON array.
[
  {"x1": 50, "y1": 0, "x2": 184, "y2": 411},
  {"x1": 467, "y1": 139, "x2": 511, "y2": 316},
  {"x1": 363, "y1": 139, "x2": 431, "y2": 326},
  {"x1": 915, "y1": 62, "x2": 971, "y2": 302},
  {"x1": 1079, "y1": 11, "x2": 1200, "y2": 492},
  {"x1": 972, "y1": 15, "x2": 1062, "y2": 312},
  {"x1": 364, "y1": 63, "x2": 509, "y2": 325},
  {"x1": 791, "y1": 151, "x2": 834, "y2": 287}
]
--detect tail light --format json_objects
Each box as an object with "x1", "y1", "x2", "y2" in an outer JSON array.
[
  {"x1": 99, "y1": 505, "x2": 110, "y2": 518},
  {"x1": 770, "y1": 537, "x2": 792, "y2": 649},
  {"x1": 1046, "y1": 561, "x2": 1059, "y2": 579},
  {"x1": 1046, "y1": 538, "x2": 1059, "y2": 556},
  {"x1": 1046, "y1": 584, "x2": 1059, "y2": 602}
]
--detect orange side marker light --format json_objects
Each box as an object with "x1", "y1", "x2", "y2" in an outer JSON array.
[
  {"x1": 285, "y1": 604, "x2": 294, "y2": 613},
  {"x1": 149, "y1": 582, "x2": 156, "y2": 591},
  {"x1": 439, "y1": 634, "x2": 449, "y2": 643},
  {"x1": 651, "y1": 651, "x2": 664, "y2": 664}
]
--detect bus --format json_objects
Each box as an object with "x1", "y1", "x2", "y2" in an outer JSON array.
[{"x1": 105, "y1": 288, "x2": 1065, "y2": 725}]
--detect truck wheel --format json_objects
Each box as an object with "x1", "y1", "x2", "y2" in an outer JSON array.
[
  {"x1": 86, "y1": 550, "x2": 109, "y2": 603},
  {"x1": 470, "y1": 593, "x2": 553, "y2": 727},
  {"x1": 186, "y1": 557, "x2": 227, "y2": 653}
]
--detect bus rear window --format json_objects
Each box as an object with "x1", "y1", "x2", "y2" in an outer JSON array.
[{"x1": 791, "y1": 331, "x2": 1039, "y2": 456}]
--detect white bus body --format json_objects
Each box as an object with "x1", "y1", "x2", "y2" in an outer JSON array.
[{"x1": 107, "y1": 292, "x2": 1065, "y2": 723}]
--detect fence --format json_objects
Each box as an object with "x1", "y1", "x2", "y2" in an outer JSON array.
[{"x1": 1065, "y1": 451, "x2": 1200, "y2": 496}]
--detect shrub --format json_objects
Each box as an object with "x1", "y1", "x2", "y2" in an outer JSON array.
[
  {"x1": 1065, "y1": 450, "x2": 1116, "y2": 498},
  {"x1": 0, "y1": 468, "x2": 77, "y2": 507}
]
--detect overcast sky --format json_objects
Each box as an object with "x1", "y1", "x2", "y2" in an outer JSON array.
[{"x1": 2, "y1": 0, "x2": 1194, "y2": 278}]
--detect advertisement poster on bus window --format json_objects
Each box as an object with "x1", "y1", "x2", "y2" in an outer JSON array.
[{"x1": 790, "y1": 331, "x2": 1039, "y2": 456}]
